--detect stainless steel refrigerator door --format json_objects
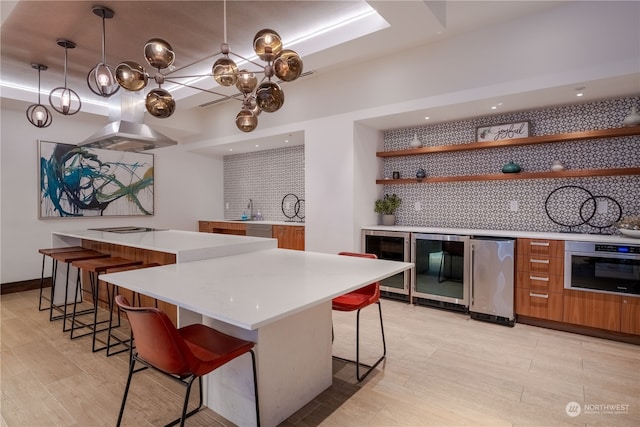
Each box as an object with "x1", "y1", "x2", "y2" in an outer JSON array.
[{"x1": 470, "y1": 238, "x2": 515, "y2": 320}]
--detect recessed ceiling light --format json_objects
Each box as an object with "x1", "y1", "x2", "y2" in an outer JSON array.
[
  {"x1": 285, "y1": 139, "x2": 289, "y2": 143},
  {"x1": 491, "y1": 106, "x2": 497, "y2": 110},
  {"x1": 576, "y1": 86, "x2": 585, "y2": 97},
  {"x1": 255, "y1": 144, "x2": 259, "y2": 147},
  {"x1": 424, "y1": 116, "x2": 430, "y2": 120}
]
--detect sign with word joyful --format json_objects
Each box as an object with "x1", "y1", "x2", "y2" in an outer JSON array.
[{"x1": 476, "y1": 121, "x2": 530, "y2": 142}]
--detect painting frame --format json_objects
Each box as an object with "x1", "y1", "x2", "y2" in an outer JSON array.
[
  {"x1": 38, "y1": 140, "x2": 155, "y2": 219},
  {"x1": 476, "y1": 120, "x2": 531, "y2": 142}
]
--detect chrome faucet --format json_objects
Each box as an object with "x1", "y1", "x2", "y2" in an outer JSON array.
[{"x1": 247, "y1": 199, "x2": 254, "y2": 220}]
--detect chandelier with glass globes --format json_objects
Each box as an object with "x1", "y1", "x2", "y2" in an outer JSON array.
[{"x1": 115, "y1": 20, "x2": 303, "y2": 133}]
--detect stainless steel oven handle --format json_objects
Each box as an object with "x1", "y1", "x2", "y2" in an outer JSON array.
[{"x1": 529, "y1": 292, "x2": 549, "y2": 299}]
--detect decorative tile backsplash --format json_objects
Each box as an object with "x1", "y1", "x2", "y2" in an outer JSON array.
[
  {"x1": 223, "y1": 145, "x2": 305, "y2": 221},
  {"x1": 382, "y1": 96, "x2": 640, "y2": 234}
]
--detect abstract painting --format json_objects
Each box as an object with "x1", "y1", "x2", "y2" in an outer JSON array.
[{"x1": 39, "y1": 140, "x2": 154, "y2": 218}]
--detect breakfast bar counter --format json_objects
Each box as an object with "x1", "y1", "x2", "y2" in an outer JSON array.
[{"x1": 100, "y1": 247, "x2": 412, "y2": 427}]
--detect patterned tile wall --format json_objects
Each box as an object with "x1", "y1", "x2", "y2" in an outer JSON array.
[
  {"x1": 382, "y1": 96, "x2": 640, "y2": 234},
  {"x1": 223, "y1": 145, "x2": 305, "y2": 221}
]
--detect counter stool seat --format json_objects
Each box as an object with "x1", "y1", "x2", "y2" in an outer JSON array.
[
  {"x1": 46, "y1": 249, "x2": 110, "y2": 326},
  {"x1": 70, "y1": 257, "x2": 142, "y2": 354},
  {"x1": 38, "y1": 246, "x2": 85, "y2": 312}
]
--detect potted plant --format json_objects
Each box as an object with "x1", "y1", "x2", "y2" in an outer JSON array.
[{"x1": 374, "y1": 193, "x2": 401, "y2": 225}]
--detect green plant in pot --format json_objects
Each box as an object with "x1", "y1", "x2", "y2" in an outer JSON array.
[{"x1": 374, "y1": 193, "x2": 401, "y2": 225}]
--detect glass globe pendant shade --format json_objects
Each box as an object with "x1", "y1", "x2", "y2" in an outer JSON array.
[
  {"x1": 145, "y1": 88, "x2": 176, "y2": 118},
  {"x1": 49, "y1": 86, "x2": 81, "y2": 116},
  {"x1": 144, "y1": 38, "x2": 175, "y2": 70},
  {"x1": 87, "y1": 62, "x2": 119, "y2": 97},
  {"x1": 26, "y1": 103, "x2": 53, "y2": 128},
  {"x1": 212, "y1": 57, "x2": 238, "y2": 86},
  {"x1": 116, "y1": 61, "x2": 148, "y2": 91},
  {"x1": 253, "y1": 29, "x2": 282, "y2": 61},
  {"x1": 244, "y1": 95, "x2": 261, "y2": 117},
  {"x1": 26, "y1": 63, "x2": 53, "y2": 128},
  {"x1": 235, "y1": 69, "x2": 257, "y2": 94},
  {"x1": 273, "y1": 49, "x2": 303, "y2": 82},
  {"x1": 255, "y1": 81, "x2": 284, "y2": 113},
  {"x1": 236, "y1": 109, "x2": 258, "y2": 133}
]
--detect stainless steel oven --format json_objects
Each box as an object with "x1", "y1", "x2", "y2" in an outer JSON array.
[
  {"x1": 362, "y1": 230, "x2": 411, "y2": 300},
  {"x1": 412, "y1": 233, "x2": 470, "y2": 310},
  {"x1": 564, "y1": 241, "x2": 640, "y2": 295}
]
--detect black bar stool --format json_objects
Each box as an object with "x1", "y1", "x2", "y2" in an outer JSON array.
[
  {"x1": 45, "y1": 249, "x2": 110, "y2": 326},
  {"x1": 69, "y1": 257, "x2": 142, "y2": 354}
]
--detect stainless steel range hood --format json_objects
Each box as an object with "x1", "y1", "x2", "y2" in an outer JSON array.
[{"x1": 79, "y1": 91, "x2": 177, "y2": 152}]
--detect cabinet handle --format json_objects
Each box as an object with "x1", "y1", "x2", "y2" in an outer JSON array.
[
  {"x1": 529, "y1": 275, "x2": 549, "y2": 282},
  {"x1": 530, "y1": 259, "x2": 549, "y2": 264},
  {"x1": 529, "y1": 292, "x2": 549, "y2": 299},
  {"x1": 530, "y1": 241, "x2": 550, "y2": 247}
]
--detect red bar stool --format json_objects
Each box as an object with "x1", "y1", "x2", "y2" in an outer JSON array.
[
  {"x1": 332, "y1": 252, "x2": 386, "y2": 382},
  {"x1": 115, "y1": 295, "x2": 260, "y2": 427},
  {"x1": 45, "y1": 249, "x2": 110, "y2": 326},
  {"x1": 70, "y1": 257, "x2": 142, "y2": 354},
  {"x1": 38, "y1": 246, "x2": 84, "y2": 312}
]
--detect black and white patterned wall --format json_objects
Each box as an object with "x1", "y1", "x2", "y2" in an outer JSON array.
[
  {"x1": 382, "y1": 96, "x2": 640, "y2": 234},
  {"x1": 223, "y1": 145, "x2": 305, "y2": 221}
]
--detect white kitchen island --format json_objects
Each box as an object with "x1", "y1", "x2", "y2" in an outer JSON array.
[
  {"x1": 101, "y1": 248, "x2": 412, "y2": 427},
  {"x1": 52, "y1": 229, "x2": 412, "y2": 426}
]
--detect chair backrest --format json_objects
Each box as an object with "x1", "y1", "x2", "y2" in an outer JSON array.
[
  {"x1": 115, "y1": 295, "x2": 198, "y2": 377},
  {"x1": 338, "y1": 252, "x2": 380, "y2": 299}
]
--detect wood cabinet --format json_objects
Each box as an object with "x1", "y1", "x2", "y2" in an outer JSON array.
[
  {"x1": 515, "y1": 238, "x2": 564, "y2": 321},
  {"x1": 376, "y1": 127, "x2": 640, "y2": 184},
  {"x1": 273, "y1": 225, "x2": 305, "y2": 251},
  {"x1": 198, "y1": 221, "x2": 246, "y2": 235},
  {"x1": 563, "y1": 290, "x2": 621, "y2": 331},
  {"x1": 621, "y1": 297, "x2": 640, "y2": 335}
]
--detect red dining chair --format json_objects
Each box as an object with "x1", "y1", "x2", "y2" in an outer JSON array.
[
  {"x1": 332, "y1": 252, "x2": 386, "y2": 382},
  {"x1": 114, "y1": 295, "x2": 260, "y2": 427}
]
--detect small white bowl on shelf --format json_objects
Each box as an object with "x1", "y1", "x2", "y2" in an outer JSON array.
[{"x1": 618, "y1": 228, "x2": 640, "y2": 238}]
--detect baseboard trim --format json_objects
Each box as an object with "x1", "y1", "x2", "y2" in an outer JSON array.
[
  {"x1": 1, "y1": 278, "x2": 49, "y2": 295},
  {"x1": 517, "y1": 315, "x2": 640, "y2": 345}
]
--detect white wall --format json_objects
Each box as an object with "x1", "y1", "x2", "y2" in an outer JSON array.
[
  {"x1": 0, "y1": 102, "x2": 221, "y2": 283},
  {"x1": 2, "y1": 1, "x2": 639, "y2": 281}
]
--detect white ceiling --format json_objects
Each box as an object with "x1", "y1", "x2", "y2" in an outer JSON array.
[{"x1": 2, "y1": 1, "x2": 639, "y2": 155}]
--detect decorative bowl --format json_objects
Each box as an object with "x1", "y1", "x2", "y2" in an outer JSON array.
[{"x1": 618, "y1": 229, "x2": 640, "y2": 238}]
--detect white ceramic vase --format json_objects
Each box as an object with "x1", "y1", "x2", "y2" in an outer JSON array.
[
  {"x1": 622, "y1": 106, "x2": 640, "y2": 127},
  {"x1": 409, "y1": 133, "x2": 421, "y2": 148}
]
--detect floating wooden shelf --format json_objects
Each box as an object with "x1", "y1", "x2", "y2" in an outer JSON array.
[
  {"x1": 376, "y1": 168, "x2": 640, "y2": 184},
  {"x1": 376, "y1": 126, "x2": 640, "y2": 158}
]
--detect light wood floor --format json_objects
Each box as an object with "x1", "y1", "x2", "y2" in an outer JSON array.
[{"x1": 1, "y1": 289, "x2": 638, "y2": 426}]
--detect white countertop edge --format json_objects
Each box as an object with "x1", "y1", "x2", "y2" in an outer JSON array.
[
  {"x1": 101, "y1": 249, "x2": 413, "y2": 330},
  {"x1": 362, "y1": 226, "x2": 640, "y2": 244}
]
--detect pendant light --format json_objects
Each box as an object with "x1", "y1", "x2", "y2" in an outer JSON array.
[
  {"x1": 115, "y1": 0, "x2": 303, "y2": 133},
  {"x1": 49, "y1": 39, "x2": 82, "y2": 115},
  {"x1": 26, "y1": 63, "x2": 53, "y2": 128},
  {"x1": 87, "y1": 6, "x2": 119, "y2": 97}
]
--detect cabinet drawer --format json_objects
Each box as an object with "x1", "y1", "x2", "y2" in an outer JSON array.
[
  {"x1": 517, "y1": 238, "x2": 564, "y2": 258},
  {"x1": 563, "y1": 290, "x2": 620, "y2": 331},
  {"x1": 517, "y1": 270, "x2": 564, "y2": 293},
  {"x1": 621, "y1": 297, "x2": 640, "y2": 335},
  {"x1": 516, "y1": 289, "x2": 563, "y2": 321},
  {"x1": 517, "y1": 255, "x2": 564, "y2": 276}
]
